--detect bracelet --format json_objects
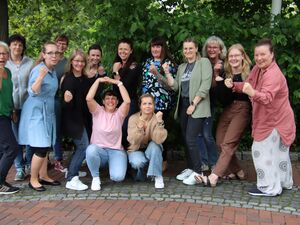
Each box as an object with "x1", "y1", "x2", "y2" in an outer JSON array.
[{"x1": 117, "y1": 82, "x2": 123, "y2": 87}]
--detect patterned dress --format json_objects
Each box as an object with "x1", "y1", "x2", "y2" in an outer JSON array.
[{"x1": 142, "y1": 58, "x2": 177, "y2": 111}]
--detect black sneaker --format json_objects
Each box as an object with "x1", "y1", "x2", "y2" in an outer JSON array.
[
  {"x1": 248, "y1": 187, "x2": 274, "y2": 197},
  {"x1": 0, "y1": 184, "x2": 20, "y2": 195}
]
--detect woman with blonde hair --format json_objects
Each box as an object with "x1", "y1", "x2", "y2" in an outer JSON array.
[
  {"x1": 164, "y1": 37, "x2": 212, "y2": 185},
  {"x1": 19, "y1": 41, "x2": 61, "y2": 191},
  {"x1": 198, "y1": 44, "x2": 252, "y2": 186},
  {"x1": 60, "y1": 49, "x2": 90, "y2": 191}
]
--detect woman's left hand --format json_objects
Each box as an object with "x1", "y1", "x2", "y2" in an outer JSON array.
[{"x1": 186, "y1": 105, "x2": 195, "y2": 115}]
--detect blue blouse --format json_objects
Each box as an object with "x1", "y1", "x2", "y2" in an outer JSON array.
[{"x1": 19, "y1": 62, "x2": 58, "y2": 147}]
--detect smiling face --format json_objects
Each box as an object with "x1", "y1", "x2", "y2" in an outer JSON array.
[
  {"x1": 254, "y1": 45, "x2": 274, "y2": 71},
  {"x1": 56, "y1": 40, "x2": 68, "y2": 54},
  {"x1": 42, "y1": 44, "x2": 59, "y2": 69},
  {"x1": 140, "y1": 96, "x2": 155, "y2": 115},
  {"x1": 118, "y1": 42, "x2": 132, "y2": 63},
  {"x1": 0, "y1": 46, "x2": 9, "y2": 69},
  {"x1": 206, "y1": 42, "x2": 221, "y2": 61},
  {"x1": 151, "y1": 45, "x2": 162, "y2": 60},
  {"x1": 88, "y1": 49, "x2": 101, "y2": 66},
  {"x1": 183, "y1": 41, "x2": 198, "y2": 62},
  {"x1": 71, "y1": 54, "x2": 86, "y2": 75},
  {"x1": 9, "y1": 41, "x2": 24, "y2": 58},
  {"x1": 228, "y1": 48, "x2": 244, "y2": 70},
  {"x1": 103, "y1": 94, "x2": 118, "y2": 112}
]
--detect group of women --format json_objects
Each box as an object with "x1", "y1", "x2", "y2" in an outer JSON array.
[{"x1": 0, "y1": 34, "x2": 295, "y2": 197}]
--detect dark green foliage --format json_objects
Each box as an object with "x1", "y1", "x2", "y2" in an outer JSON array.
[{"x1": 7, "y1": 0, "x2": 300, "y2": 152}]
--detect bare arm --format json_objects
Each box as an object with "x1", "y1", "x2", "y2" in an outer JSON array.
[
  {"x1": 31, "y1": 66, "x2": 48, "y2": 94},
  {"x1": 86, "y1": 77, "x2": 106, "y2": 113}
]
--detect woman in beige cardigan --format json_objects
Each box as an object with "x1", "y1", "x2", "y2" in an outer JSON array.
[
  {"x1": 164, "y1": 37, "x2": 212, "y2": 185},
  {"x1": 127, "y1": 93, "x2": 167, "y2": 189}
]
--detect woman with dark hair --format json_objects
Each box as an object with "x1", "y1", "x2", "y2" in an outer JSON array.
[
  {"x1": 6, "y1": 34, "x2": 34, "y2": 181},
  {"x1": 60, "y1": 49, "x2": 90, "y2": 191},
  {"x1": 225, "y1": 38, "x2": 295, "y2": 196},
  {"x1": 86, "y1": 77, "x2": 130, "y2": 191},
  {"x1": 86, "y1": 44, "x2": 106, "y2": 79},
  {"x1": 112, "y1": 38, "x2": 142, "y2": 149},
  {"x1": 19, "y1": 41, "x2": 61, "y2": 191},
  {"x1": 0, "y1": 41, "x2": 20, "y2": 194},
  {"x1": 141, "y1": 37, "x2": 177, "y2": 171},
  {"x1": 165, "y1": 38, "x2": 212, "y2": 185}
]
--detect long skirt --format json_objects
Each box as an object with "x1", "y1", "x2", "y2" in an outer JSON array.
[{"x1": 252, "y1": 129, "x2": 293, "y2": 196}]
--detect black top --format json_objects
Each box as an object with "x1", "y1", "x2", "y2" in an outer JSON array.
[
  {"x1": 61, "y1": 72, "x2": 91, "y2": 139},
  {"x1": 215, "y1": 73, "x2": 250, "y2": 107},
  {"x1": 113, "y1": 62, "x2": 142, "y2": 104}
]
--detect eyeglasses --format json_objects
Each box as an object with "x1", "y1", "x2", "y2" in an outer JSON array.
[
  {"x1": 228, "y1": 54, "x2": 242, "y2": 59},
  {"x1": 72, "y1": 60, "x2": 85, "y2": 63},
  {"x1": 0, "y1": 52, "x2": 8, "y2": 56},
  {"x1": 45, "y1": 51, "x2": 60, "y2": 56}
]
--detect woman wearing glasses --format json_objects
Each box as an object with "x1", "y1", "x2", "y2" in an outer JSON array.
[
  {"x1": 19, "y1": 41, "x2": 61, "y2": 191},
  {"x1": 60, "y1": 49, "x2": 90, "y2": 191}
]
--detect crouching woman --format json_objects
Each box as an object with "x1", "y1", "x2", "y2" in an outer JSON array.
[
  {"x1": 85, "y1": 77, "x2": 130, "y2": 191},
  {"x1": 127, "y1": 93, "x2": 167, "y2": 189}
]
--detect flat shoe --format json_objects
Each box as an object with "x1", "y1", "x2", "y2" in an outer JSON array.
[
  {"x1": 39, "y1": 179, "x2": 61, "y2": 186},
  {"x1": 194, "y1": 174, "x2": 208, "y2": 186},
  {"x1": 28, "y1": 182, "x2": 46, "y2": 192},
  {"x1": 207, "y1": 176, "x2": 218, "y2": 187}
]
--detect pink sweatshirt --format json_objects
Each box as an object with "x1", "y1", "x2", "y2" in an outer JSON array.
[{"x1": 233, "y1": 62, "x2": 296, "y2": 146}]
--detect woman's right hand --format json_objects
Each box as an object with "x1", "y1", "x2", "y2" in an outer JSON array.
[
  {"x1": 64, "y1": 90, "x2": 73, "y2": 102},
  {"x1": 39, "y1": 66, "x2": 48, "y2": 79},
  {"x1": 224, "y1": 78, "x2": 233, "y2": 88}
]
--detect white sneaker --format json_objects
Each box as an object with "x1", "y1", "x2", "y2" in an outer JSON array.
[
  {"x1": 183, "y1": 172, "x2": 200, "y2": 185},
  {"x1": 91, "y1": 177, "x2": 101, "y2": 191},
  {"x1": 155, "y1": 176, "x2": 164, "y2": 189},
  {"x1": 176, "y1": 168, "x2": 193, "y2": 181},
  {"x1": 64, "y1": 170, "x2": 87, "y2": 178},
  {"x1": 66, "y1": 176, "x2": 88, "y2": 191}
]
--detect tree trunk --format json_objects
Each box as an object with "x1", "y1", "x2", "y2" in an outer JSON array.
[{"x1": 0, "y1": 0, "x2": 9, "y2": 42}]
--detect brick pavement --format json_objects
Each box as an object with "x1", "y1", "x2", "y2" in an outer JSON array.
[
  {"x1": 0, "y1": 159, "x2": 300, "y2": 224},
  {"x1": 0, "y1": 199, "x2": 300, "y2": 224}
]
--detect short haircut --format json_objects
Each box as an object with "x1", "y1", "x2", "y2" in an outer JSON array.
[
  {"x1": 0, "y1": 41, "x2": 9, "y2": 53},
  {"x1": 255, "y1": 38, "x2": 274, "y2": 53},
  {"x1": 102, "y1": 90, "x2": 118, "y2": 100},
  {"x1": 88, "y1": 44, "x2": 102, "y2": 55},
  {"x1": 202, "y1": 35, "x2": 227, "y2": 60},
  {"x1": 8, "y1": 34, "x2": 27, "y2": 55},
  {"x1": 55, "y1": 34, "x2": 69, "y2": 45}
]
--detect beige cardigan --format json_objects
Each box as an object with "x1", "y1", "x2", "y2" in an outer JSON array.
[{"x1": 127, "y1": 112, "x2": 168, "y2": 151}]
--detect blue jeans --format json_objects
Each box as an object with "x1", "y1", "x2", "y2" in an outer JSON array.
[
  {"x1": 54, "y1": 97, "x2": 63, "y2": 161},
  {"x1": 66, "y1": 128, "x2": 89, "y2": 181},
  {"x1": 198, "y1": 117, "x2": 218, "y2": 167},
  {"x1": 128, "y1": 141, "x2": 163, "y2": 178},
  {"x1": 86, "y1": 144, "x2": 127, "y2": 182},
  {"x1": 12, "y1": 109, "x2": 33, "y2": 172}
]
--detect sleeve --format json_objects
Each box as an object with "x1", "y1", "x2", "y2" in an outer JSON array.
[
  {"x1": 215, "y1": 80, "x2": 233, "y2": 106},
  {"x1": 27, "y1": 66, "x2": 41, "y2": 97},
  {"x1": 127, "y1": 114, "x2": 145, "y2": 151},
  {"x1": 61, "y1": 75, "x2": 76, "y2": 109},
  {"x1": 151, "y1": 121, "x2": 168, "y2": 145},
  {"x1": 171, "y1": 64, "x2": 182, "y2": 91},
  {"x1": 91, "y1": 104, "x2": 102, "y2": 116},
  {"x1": 252, "y1": 71, "x2": 281, "y2": 105},
  {"x1": 195, "y1": 59, "x2": 212, "y2": 98}
]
